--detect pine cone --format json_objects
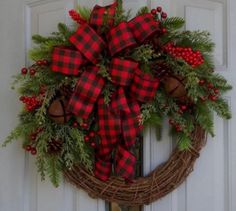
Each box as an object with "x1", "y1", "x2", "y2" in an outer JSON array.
[
  {"x1": 47, "y1": 139, "x2": 63, "y2": 155},
  {"x1": 59, "y1": 85, "x2": 73, "y2": 99},
  {"x1": 154, "y1": 62, "x2": 170, "y2": 79}
]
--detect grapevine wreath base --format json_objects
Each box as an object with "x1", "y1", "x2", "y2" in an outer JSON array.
[{"x1": 64, "y1": 127, "x2": 205, "y2": 206}]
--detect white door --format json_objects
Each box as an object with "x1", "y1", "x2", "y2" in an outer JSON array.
[{"x1": 0, "y1": 0, "x2": 235, "y2": 211}]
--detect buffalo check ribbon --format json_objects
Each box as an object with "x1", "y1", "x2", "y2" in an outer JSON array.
[{"x1": 50, "y1": 2, "x2": 161, "y2": 181}]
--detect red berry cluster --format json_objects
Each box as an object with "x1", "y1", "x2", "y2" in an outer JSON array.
[
  {"x1": 151, "y1": 6, "x2": 167, "y2": 20},
  {"x1": 24, "y1": 128, "x2": 44, "y2": 155},
  {"x1": 164, "y1": 43, "x2": 204, "y2": 68},
  {"x1": 21, "y1": 67, "x2": 37, "y2": 76},
  {"x1": 72, "y1": 120, "x2": 89, "y2": 129},
  {"x1": 84, "y1": 131, "x2": 97, "y2": 148},
  {"x1": 198, "y1": 80, "x2": 219, "y2": 102},
  {"x1": 169, "y1": 119, "x2": 184, "y2": 132},
  {"x1": 177, "y1": 104, "x2": 188, "y2": 114},
  {"x1": 69, "y1": 10, "x2": 86, "y2": 24},
  {"x1": 25, "y1": 145, "x2": 37, "y2": 155},
  {"x1": 20, "y1": 96, "x2": 42, "y2": 111},
  {"x1": 36, "y1": 59, "x2": 49, "y2": 66},
  {"x1": 21, "y1": 60, "x2": 48, "y2": 76}
]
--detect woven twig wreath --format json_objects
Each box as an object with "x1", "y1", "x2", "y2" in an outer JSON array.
[{"x1": 64, "y1": 127, "x2": 206, "y2": 206}]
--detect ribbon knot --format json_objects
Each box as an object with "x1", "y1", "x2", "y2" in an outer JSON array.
[{"x1": 51, "y1": 2, "x2": 160, "y2": 181}]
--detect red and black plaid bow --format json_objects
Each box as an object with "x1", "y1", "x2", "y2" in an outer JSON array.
[{"x1": 51, "y1": 2, "x2": 160, "y2": 181}]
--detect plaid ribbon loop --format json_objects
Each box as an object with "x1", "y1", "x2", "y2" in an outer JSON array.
[
  {"x1": 89, "y1": 2, "x2": 117, "y2": 32},
  {"x1": 50, "y1": 2, "x2": 161, "y2": 182},
  {"x1": 67, "y1": 66, "x2": 105, "y2": 119},
  {"x1": 51, "y1": 47, "x2": 84, "y2": 76},
  {"x1": 128, "y1": 13, "x2": 160, "y2": 43},
  {"x1": 69, "y1": 24, "x2": 106, "y2": 64}
]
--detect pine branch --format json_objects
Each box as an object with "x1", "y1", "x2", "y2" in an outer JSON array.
[
  {"x1": 76, "y1": 6, "x2": 91, "y2": 21},
  {"x1": 195, "y1": 102, "x2": 214, "y2": 136},
  {"x1": 46, "y1": 156, "x2": 61, "y2": 187},
  {"x1": 114, "y1": 0, "x2": 129, "y2": 25},
  {"x1": 57, "y1": 23, "x2": 74, "y2": 40},
  {"x1": 32, "y1": 34, "x2": 48, "y2": 44},
  {"x1": 98, "y1": 64, "x2": 112, "y2": 81},
  {"x1": 208, "y1": 98, "x2": 231, "y2": 119},
  {"x1": 131, "y1": 44, "x2": 160, "y2": 64},
  {"x1": 36, "y1": 156, "x2": 46, "y2": 181},
  {"x1": 29, "y1": 26, "x2": 72, "y2": 61},
  {"x1": 69, "y1": 128, "x2": 93, "y2": 171},
  {"x1": 2, "y1": 125, "x2": 23, "y2": 147},
  {"x1": 185, "y1": 71, "x2": 202, "y2": 102},
  {"x1": 177, "y1": 132, "x2": 192, "y2": 150},
  {"x1": 136, "y1": 6, "x2": 149, "y2": 16},
  {"x1": 177, "y1": 31, "x2": 215, "y2": 53},
  {"x1": 162, "y1": 17, "x2": 185, "y2": 31},
  {"x1": 140, "y1": 103, "x2": 157, "y2": 125},
  {"x1": 102, "y1": 83, "x2": 115, "y2": 105}
]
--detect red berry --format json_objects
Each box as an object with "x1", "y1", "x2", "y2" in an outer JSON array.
[
  {"x1": 73, "y1": 122, "x2": 78, "y2": 128},
  {"x1": 69, "y1": 10, "x2": 84, "y2": 23},
  {"x1": 214, "y1": 89, "x2": 219, "y2": 94},
  {"x1": 90, "y1": 142, "x2": 96, "y2": 148},
  {"x1": 29, "y1": 68, "x2": 36, "y2": 76},
  {"x1": 180, "y1": 105, "x2": 187, "y2": 111},
  {"x1": 36, "y1": 60, "x2": 43, "y2": 66},
  {"x1": 30, "y1": 134, "x2": 37, "y2": 141},
  {"x1": 19, "y1": 96, "x2": 25, "y2": 101},
  {"x1": 82, "y1": 122, "x2": 88, "y2": 129},
  {"x1": 42, "y1": 59, "x2": 48, "y2": 65},
  {"x1": 31, "y1": 147, "x2": 37, "y2": 155},
  {"x1": 84, "y1": 135, "x2": 90, "y2": 142},
  {"x1": 175, "y1": 124, "x2": 182, "y2": 132},
  {"x1": 161, "y1": 12, "x2": 167, "y2": 19},
  {"x1": 169, "y1": 119, "x2": 174, "y2": 125},
  {"x1": 176, "y1": 127, "x2": 182, "y2": 132},
  {"x1": 89, "y1": 131, "x2": 96, "y2": 138},
  {"x1": 162, "y1": 28, "x2": 167, "y2": 33},
  {"x1": 208, "y1": 83, "x2": 214, "y2": 89},
  {"x1": 151, "y1": 9, "x2": 157, "y2": 15},
  {"x1": 21, "y1": 68, "x2": 28, "y2": 75},
  {"x1": 39, "y1": 85, "x2": 47, "y2": 94},
  {"x1": 156, "y1": 6, "x2": 162, "y2": 13},
  {"x1": 209, "y1": 95, "x2": 218, "y2": 101},
  {"x1": 26, "y1": 145, "x2": 32, "y2": 151},
  {"x1": 198, "y1": 80, "x2": 205, "y2": 85}
]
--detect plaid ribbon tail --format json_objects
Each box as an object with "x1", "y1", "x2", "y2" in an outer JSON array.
[
  {"x1": 96, "y1": 88, "x2": 142, "y2": 181},
  {"x1": 122, "y1": 100, "x2": 143, "y2": 148},
  {"x1": 115, "y1": 145, "x2": 136, "y2": 181}
]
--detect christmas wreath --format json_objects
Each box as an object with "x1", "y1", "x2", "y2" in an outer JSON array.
[{"x1": 3, "y1": 0, "x2": 232, "y2": 205}]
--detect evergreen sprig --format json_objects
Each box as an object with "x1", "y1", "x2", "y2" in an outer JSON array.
[
  {"x1": 76, "y1": 6, "x2": 91, "y2": 21},
  {"x1": 136, "y1": 6, "x2": 149, "y2": 16},
  {"x1": 29, "y1": 23, "x2": 73, "y2": 61},
  {"x1": 162, "y1": 17, "x2": 185, "y2": 30}
]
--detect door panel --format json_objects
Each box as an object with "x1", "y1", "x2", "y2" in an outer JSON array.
[{"x1": 0, "y1": 0, "x2": 26, "y2": 211}]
